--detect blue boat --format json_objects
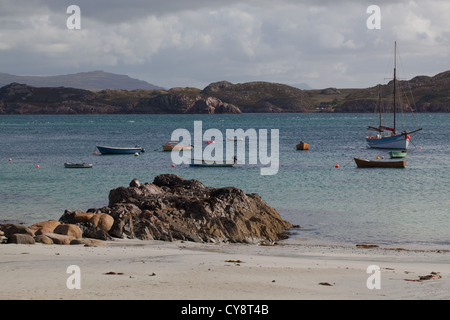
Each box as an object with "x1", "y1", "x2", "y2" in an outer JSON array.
[{"x1": 96, "y1": 145, "x2": 145, "y2": 154}]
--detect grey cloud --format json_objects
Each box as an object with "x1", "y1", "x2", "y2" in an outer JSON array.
[{"x1": 0, "y1": 0, "x2": 448, "y2": 89}]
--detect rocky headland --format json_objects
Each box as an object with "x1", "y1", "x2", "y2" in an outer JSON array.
[
  {"x1": 2, "y1": 70, "x2": 450, "y2": 114},
  {"x1": 0, "y1": 174, "x2": 294, "y2": 246}
]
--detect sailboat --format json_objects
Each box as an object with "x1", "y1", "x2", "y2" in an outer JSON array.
[{"x1": 366, "y1": 42, "x2": 422, "y2": 149}]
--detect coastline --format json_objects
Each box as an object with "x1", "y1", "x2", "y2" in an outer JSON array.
[{"x1": 1, "y1": 238, "x2": 449, "y2": 300}]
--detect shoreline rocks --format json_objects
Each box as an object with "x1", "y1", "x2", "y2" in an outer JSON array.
[
  {"x1": 1, "y1": 174, "x2": 294, "y2": 245},
  {"x1": 97, "y1": 174, "x2": 292, "y2": 243}
]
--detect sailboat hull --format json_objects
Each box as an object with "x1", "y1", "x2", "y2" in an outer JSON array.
[{"x1": 366, "y1": 135, "x2": 409, "y2": 149}]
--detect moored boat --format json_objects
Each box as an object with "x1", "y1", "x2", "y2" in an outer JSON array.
[
  {"x1": 366, "y1": 134, "x2": 410, "y2": 149},
  {"x1": 190, "y1": 157, "x2": 237, "y2": 167},
  {"x1": 354, "y1": 157, "x2": 406, "y2": 168},
  {"x1": 96, "y1": 145, "x2": 144, "y2": 154},
  {"x1": 64, "y1": 162, "x2": 93, "y2": 168},
  {"x1": 162, "y1": 141, "x2": 194, "y2": 152},
  {"x1": 389, "y1": 150, "x2": 407, "y2": 158},
  {"x1": 296, "y1": 141, "x2": 309, "y2": 150},
  {"x1": 366, "y1": 42, "x2": 422, "y2": 149}
]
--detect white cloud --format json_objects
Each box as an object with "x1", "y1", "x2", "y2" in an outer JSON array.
[{"x1": 0, "y1": 0, "x2": 449, "y2": 89}]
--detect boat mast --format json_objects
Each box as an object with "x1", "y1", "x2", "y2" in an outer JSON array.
[
  {"x1": 378, "y1": 84, "x2": 382, "y2": 130},
  {"x1": 393, "y1": 41, "x2": 397, "y2": 133}
]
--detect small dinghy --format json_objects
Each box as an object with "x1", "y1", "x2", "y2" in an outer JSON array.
[
  {"x1": 389, "y1": 150, "x2": 407, "y2": 158},
  {"x1": 296, "y1": 141, "x2": 310, "y2": 150},
  {"x1": 96, "y1": 145, "x2": 145, "y2": 154},
  {"x1": 64, "y1": 162, "x2": 93, "y2": 168},
  {"x1": 354, "y1": 158, "x2": 406, "y2": 168}
]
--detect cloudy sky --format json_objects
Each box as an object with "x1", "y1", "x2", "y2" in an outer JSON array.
[{"x1": 0, "y1": 0, "x2": 449, "y2": 89}]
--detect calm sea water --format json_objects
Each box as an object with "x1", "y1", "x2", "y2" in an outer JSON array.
[{"x1": 0, "y1": 113, "x2": 449, "y2": 248}]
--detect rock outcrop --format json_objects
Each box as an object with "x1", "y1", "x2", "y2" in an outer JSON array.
[
  {"x1": 64, "y1": 174, "x2": 293, "y2": 244},
  {"x1": 0, "y1": 222, "x2": 83, "y2": 245},
  {"x1": 185, "y1": 97, "x2": 242, "y2": 114},
  {"x1": 1, "y1": 175, "x2": 293, "y2": 245}
]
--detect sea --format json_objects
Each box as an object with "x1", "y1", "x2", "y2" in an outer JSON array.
[{"x1": 0, "y1": 113, "x2": 449, "y2": 249}]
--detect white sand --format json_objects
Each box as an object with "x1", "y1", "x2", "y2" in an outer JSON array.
[{"x1": 1, "y1": 239, "x2": 449, "y2": 300}]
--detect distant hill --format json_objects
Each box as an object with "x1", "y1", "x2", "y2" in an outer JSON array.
[
  {"x1": 0, "y1": 71, "x2": 163, "y2": 91},
  {"x1": 201, "y1": 81, "x2": 311, "y2": 112},
  {"x1": 320, "y1": 70, "x2": 450, "y2": 112},
  {"x1": 1, "y1": 71, "x2": 450, "y2": 114}
]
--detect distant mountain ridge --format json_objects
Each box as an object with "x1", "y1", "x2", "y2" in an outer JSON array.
[
  {"x1": 0, "y1": 71, "x2": 163, "y2": 91},
  {"x1": 0, "y1": 70, "x2": 449, "y2": 114}
]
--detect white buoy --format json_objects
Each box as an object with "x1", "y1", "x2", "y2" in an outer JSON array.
[{"x1": 134, "y1": 152, "x2": 139, "y2": 156}]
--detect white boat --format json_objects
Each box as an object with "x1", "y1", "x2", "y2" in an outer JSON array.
[
  {"x1": 366, "y1": 42, "x2": 422, "y2": 149},
  {"x1": 366, "y1": 134, "x2": 410, "y2": 149}
]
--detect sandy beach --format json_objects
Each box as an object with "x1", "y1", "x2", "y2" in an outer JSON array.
[{"x1": 1, "y1": 239, "x2": 449, "y2": 301}]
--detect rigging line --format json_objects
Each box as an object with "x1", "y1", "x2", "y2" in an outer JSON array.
[
  {"x1": 408, "y1": 137, "x2": 417, "y2": 149},
  {"x1": 340, "y1": 157, "x2": 356, "y2": 168},
  {"x1": 398, "y1": 81, "x2": 421, "y2": 128},
  {"x1": 396, "y1": 49, "x2": 422, "y2": 129}
]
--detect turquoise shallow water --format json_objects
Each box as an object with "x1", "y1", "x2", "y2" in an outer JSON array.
[{"x1": 0, "y1": 113, "x2": 449, "y2": 248}]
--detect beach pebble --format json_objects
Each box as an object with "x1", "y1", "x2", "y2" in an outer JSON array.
[{"x1": 7, "y1": 233, "x2": 36, "y2": 245}]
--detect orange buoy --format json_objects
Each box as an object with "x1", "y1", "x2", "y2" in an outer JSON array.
[{"x1": 335, "y1": 164, "x2": 339, "y2": 168}]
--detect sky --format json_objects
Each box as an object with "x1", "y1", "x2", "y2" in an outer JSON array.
[{"x1": 0, "y1": 0, "x2": 449, "y2": 89}]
